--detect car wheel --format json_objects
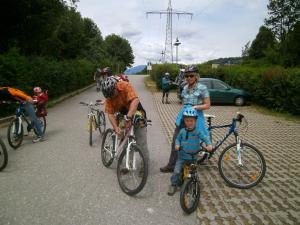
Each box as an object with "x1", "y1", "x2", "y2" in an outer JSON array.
[{"x1": 235, "y1": 96, "x2": 245, "y2": 106}]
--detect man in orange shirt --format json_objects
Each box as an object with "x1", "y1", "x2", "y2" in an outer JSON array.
[
  {"x1": 101, "y1": 77, "x2": 149, "y2": 163},
  {"x1": 0, "y1": 87, "x2": 44, "y2": 142}
]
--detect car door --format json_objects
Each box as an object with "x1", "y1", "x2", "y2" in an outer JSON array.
[
  {"x1": 211, "y1": 80, "x2": 234, "y2": 103},
  {"x1": 199, "y1": 79, "x2": 215, "y2": 102}
]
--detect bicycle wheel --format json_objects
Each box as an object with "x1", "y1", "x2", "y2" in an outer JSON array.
[
  {"x1": 97, "y1": 111, "x2": 106, "y2": 135},
  {"x1": 218, "y1": 142, "x2": 266, "y2": 189},
  {"x1": 33, "y1": 116, "x2": 47, "y2": 135},
  {"x1": 89, "y1": 116, "x2": 93, "y2": 146},
  {"x1": 117, "y1": 143, "x2": 148, "y2": 196},
  {"x1": 0, "y1": 138, "x2": 8, "y2": 171},
  {"x1": 100, "y1": 129, "x2": 115, "y2": 167},
  {"x1": 180, "y1": 178, "x2": 200, "y2": 214},
  {"x1": 7, "y1": 119, "x2": 24, "y2": 149}
]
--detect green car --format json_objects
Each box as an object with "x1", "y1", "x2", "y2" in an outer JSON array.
[{"x1": 199, "y1": 78, "x2": 251, "y2": 106}]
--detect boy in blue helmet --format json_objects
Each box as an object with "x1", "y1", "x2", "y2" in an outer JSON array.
[{"x1": 167, "y1": 107, "x2": 212, "y2": 196}]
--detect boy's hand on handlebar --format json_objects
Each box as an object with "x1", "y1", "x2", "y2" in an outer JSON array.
[
  {"x1": 175, "y1": 145, "x2": 180, "y2": 151},
  {"x1": 204, "y1": 144, "x2": 213, "y2": 152}
]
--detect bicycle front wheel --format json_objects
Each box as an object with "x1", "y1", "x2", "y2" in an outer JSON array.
[
  {"x1": 7, "y1": 119, "x2": 23, "y2": 149},
  {"x1": 100, "y1": 129, "x2": 115, "y2": 167},
  {"x1": 218, "y1": 142, "x2": 266, "y2": 189},
  {"x1": 97, "y1": 111, "x2": 106, "y2": 135},
  {"x1": 117, "y1": 144, "x2": 148, "y2": 196},
  {"x1": 180, "y1": 178, "x2": 200, "y2": 214},
  {"x1": 0, "y1": 138, "x2": 8, "y2": 171}
]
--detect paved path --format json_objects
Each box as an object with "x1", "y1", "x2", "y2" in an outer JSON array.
[
  {"x1": 0, "y1": 76, "x2": 198, "y2": 225},
  {"x1": 1, "y1": 75, "x2": 300, "y2": 225},
  {"x1": 153, "y1": 91, "x2": 300, "y2": 225}
]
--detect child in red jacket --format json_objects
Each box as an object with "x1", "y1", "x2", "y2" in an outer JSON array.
[{"x1": 33, "y1": 87, "x2": 48, "y2": 117}]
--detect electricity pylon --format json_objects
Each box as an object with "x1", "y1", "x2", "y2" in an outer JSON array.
[{"x1": 147, "y1": 0, "x2": 193, "y2": 63}]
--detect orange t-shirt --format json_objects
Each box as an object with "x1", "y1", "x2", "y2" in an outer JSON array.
[{"x1": 105, "y1": 81, "x2": 138, "y2": 114}]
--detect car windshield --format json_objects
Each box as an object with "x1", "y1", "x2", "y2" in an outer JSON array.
[{"x1": 213, "y1": 80, "x2": 230, "y2": 89}]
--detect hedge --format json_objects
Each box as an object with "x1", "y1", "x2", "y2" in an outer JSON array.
[
  {"x1": 0, "y1": 49, "x2": 95, "y2": 117},
  {"x1": 150, "y1": 63, "x2": 300, "y2": 115}
]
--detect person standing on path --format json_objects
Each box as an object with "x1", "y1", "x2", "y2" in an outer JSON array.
[
  {"x1": 161, "y1": 72, "x2": 172, "y2": 104},
  {"x1": 160, "y1": 66, "x2": 211, "y2": 173}
]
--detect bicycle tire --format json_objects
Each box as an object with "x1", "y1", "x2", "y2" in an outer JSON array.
[
  {"x1": 7, "y1": 119, "x2": 23, "y2": 149},
  {"x1": 89, "y1": 116, "x2": 93, "y2": 146},
  {"x1": 0, "y1": 138, "x2": 8, "y2": 171},
  {"x1": 218, "y1": 142, "x2": 266, "y2": 189},
  {"x1": 117, "y1": 143, "x2": 148, "y2": 196},
  {"x1": 180, "y1": 179, "x2": 200, "y2": 214},
  {"x1": 100, "y1": 129, "x2": 115, "y2": 167},
  {"x1": 33, "y1": 116, "x2": 47, "y2": 135},
  {"x1": 97, "y1": 111, "x2": 106, "y2": 135}
]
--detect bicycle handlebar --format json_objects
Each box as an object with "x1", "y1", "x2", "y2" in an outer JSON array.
[{"x1": 79, "y1": 100, "x2": 104, "y2": 107}]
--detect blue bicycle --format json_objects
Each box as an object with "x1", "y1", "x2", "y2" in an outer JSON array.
[{"x1": 197, "y1": 112, "x2": 266, "y2": 189}]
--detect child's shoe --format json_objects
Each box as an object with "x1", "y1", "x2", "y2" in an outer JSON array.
[{"x1": 167, "y1": 185, "x2": 177, "y2": 196}]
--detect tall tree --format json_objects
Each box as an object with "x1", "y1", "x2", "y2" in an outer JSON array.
[
  {"x1": 265, "y1": 0, "x2": 300, "y2": 42},
  {"x1": 104, "y1": 34, "x2": 134, "y2": 71},
  {"x1": 249, "y1": 26, "x2": 277, "y2": 59}
]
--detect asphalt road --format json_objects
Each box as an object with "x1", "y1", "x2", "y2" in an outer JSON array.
[{"x1": 0, "y1": 75, "x2": 198, "y2": 225}]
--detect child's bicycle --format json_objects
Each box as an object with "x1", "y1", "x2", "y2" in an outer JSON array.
[
  {"x1": 101, "y1": 112, "x2": 151, "y2": 196},
  {"x1": 198, "y1": 112, "x2": 266, "y2": 189},
  {"x1": 6, "y1": 101, "x2": 46, "y2": 149},
  {"x1": 79, "y1": 100, "x2": 106, "y2": 146},
  {"x1": 180, "y1": 151, "x2": 202, "y2": 214},
  {"x1": 0, "y1": 137, "x2": 8, "y2": 171}
]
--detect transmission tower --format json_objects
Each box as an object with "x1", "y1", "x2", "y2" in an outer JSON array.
[{"x1": 146, "y1": 0, "x2": 193, "y2": 63}]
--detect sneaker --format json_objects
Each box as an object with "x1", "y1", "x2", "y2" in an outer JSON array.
[
  {"x1": 160, "y1": 165, "x2": 174, "y2": 173},
  {"x1": 32, "y1": 136, "x2": 45, "y2": 143},
  {"x1": 167, "y1": 185, "x2": 177, "y2": 196}
]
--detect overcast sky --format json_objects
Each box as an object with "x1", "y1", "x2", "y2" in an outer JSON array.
[{"x1": 77, "y1": 0, "x2": 269, "y2": 66}]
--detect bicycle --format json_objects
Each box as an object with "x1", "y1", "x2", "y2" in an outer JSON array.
[
  {"x1": 197, "y1": 112, "x2": 266, "y2": 189},
  {"x1": 101, "y1": 112, "x2": 151, "y2": 196},
  {"x1": 7, "y1": 102, "x2": 46, "y2": 149},
  {"x1": 79, "y1": 100, "x2": 106, "y2": 146},
  {"x1": 0, "y1": 137, "x2": 8, "y2": 171},
  {"x1": 179, "y1": 151, "x2": 201, "y2": 214}
]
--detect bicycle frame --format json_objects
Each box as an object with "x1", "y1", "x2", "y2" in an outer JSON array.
[
  {"x1": 13, "y1": 105, "x2": 31, "y2": 135},
  {"x1": 206, "y1": 116, "x2": 243, "y2": 166}
]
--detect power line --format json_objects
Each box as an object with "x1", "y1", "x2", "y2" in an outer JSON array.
[{"x1": 146, "y1": 0, "x2": 193, "y2": 63}]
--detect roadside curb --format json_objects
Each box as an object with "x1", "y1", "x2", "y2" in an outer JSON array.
[{"x1": 0, "y1": 83, "x2": 95, "y2": 128}]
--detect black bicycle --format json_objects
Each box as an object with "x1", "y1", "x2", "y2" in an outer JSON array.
[
  {"x1": 7, "y1": 102, "x2": 46, "y2": 149},
  {"x1": 79, "y1": 100, "x2": 106, "y2": 146},
  {"x1": 198, "y1": 112, "x2": 266, "y2": 189},
  {"x1": 0, "y1": 137, "x2": 8, "y2": 171}
]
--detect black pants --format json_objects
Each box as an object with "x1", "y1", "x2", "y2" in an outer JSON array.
[{"x1": 167, "y1": 122, "x2": 185, "y2": 168}]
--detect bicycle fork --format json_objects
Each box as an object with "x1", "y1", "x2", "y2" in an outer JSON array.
[
  {"x1": 12, "y1": 117, "x2": 22, "y2": 135},
  {"x1": 236, "y1": 136, "x2": 243, "y2": 166},
  {"x1": 125, "y1": 139, "x2": 136, "y2": 170}
]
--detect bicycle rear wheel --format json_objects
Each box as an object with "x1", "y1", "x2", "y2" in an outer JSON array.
[
  {"x1": 7, "y1": 119, "x2": 23, "y2": 149},
  {"x1": 180, "y1": 179, "x2": 200, "y2": 214},
  {"x1": 218, "y1": 142, "x2": 266, "y2": 189},
  {"x1": 0, "y1": 138, "x2": 8, "y2": 171},
  {"x1": 33, "y1": 116, "x2": 47, "y2": 135},
  {"x1": 97, "y1": 111, "x2": 106, "y2": 135},
  {"x1": 100, "y1": 129, "x2": 115, "y2": 167},
  {"x1": 117, "y1": 143, "x2": 148, "y2": 196}
]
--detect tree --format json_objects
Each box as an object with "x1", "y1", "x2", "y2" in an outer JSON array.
[
  {"x1": 249, "y1": 26, "x2": 277, "y2": 59},
  {"x1": 241, "y1": 41, "x2": 251, "y2": 58},
  {"x1": 265, "y1": 0, "x2": 300, "y2": 42},
  {"x1": 104, "y1": 34, "x2": 134, "y2": 71}
]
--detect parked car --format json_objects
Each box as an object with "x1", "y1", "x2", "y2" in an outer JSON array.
[{"x1": 177, "y1": 78, "x2": 250, "y2": 106}]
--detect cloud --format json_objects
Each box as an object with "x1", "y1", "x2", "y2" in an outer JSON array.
[{"x1": 77, "y1": 0, "x2": 269, "y2": 65}]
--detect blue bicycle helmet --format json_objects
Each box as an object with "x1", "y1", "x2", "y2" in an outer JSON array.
[{"x1": 183, "y1": 107, "x2": 198, "y2": 118}]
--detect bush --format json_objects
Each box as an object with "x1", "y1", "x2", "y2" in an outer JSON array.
[{"x1": 0, "y1": 49, "x2": 95, "y2": 117}]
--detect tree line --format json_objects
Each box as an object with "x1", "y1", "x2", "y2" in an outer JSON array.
[
  {"x1": 242, "y1": 0, "x2": 300, "y2": 67},
  {"x1": 0, "y1": 0, "x2": 134, "y2": 117}
]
